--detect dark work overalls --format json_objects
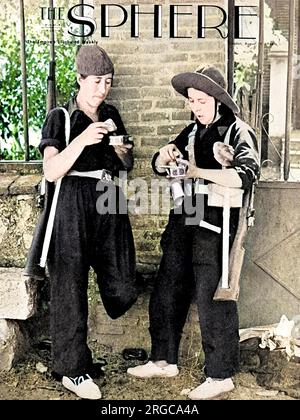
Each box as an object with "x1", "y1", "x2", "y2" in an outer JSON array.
[
  {"x1": 150, "y1": 111, "x2": 260, "y2": 379},
  {"x1": 39, "y1": 98, "x2": 137, "y2": 377}
]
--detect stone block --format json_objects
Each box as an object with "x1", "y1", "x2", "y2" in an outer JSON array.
[
  {"x1": 0, "y1": 174, "x2": 19, "y2": 195},
  {"x1": 0, "y1": 268, "x2": 38, "y2": 320},
  {"x1": 9, "y1": 174, "x2": 41, "y2": 195},
  {"x1": 0, "y1": 319, "x2": 29, "y2": 371}
]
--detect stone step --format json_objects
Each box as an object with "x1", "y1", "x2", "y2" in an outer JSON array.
[
  {"x1": 281, "y1": 138, "x2": 300, "y2": 169},
  {"x1": 282, "y1": 139, "x2": 300, "y2": 152},
  {"x1": 290, "y1": 130, "x2": 300, "y2": 139},
  {"x1": 290, "y1": 142, "x2": 300, "y2": 153},
  {"x1": 289, "y1": 153, "x2": 300, "y2": 166},
  {"x1": 0, "y1": 268, "x2": 38, "y2": 320},
  {"x1": 289, "y1": 168, "x2": 300, "y2": 181}
]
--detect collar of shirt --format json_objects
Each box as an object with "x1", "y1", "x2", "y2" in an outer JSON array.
[
  {"x1": 66, "y1": 96, "x2": 106, "y2": 119},
  {"x1": 195, "y1": 112, "x2": 235, "y2": 137}
]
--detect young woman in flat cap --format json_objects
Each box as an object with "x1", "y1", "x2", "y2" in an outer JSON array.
[
  {"x1": 128, "y1": 66, "x2": 260, "y2": 400},
  {"x1": 35, "y1": 45, "x2": 137, "y2": 399}
]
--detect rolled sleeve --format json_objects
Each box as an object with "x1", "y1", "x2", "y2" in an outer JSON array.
[
  {"x1": 151, "y1": 152, "x2": 168, "y2": 176},
  {"x1": 39, "y1": 108, "x2": 67, "y2": 156}
]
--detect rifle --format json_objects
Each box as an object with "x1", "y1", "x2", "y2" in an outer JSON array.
[
  {"x1": 213, "y1": 184, "x2": 256, "y2": 301},
  {"x1": 47, "y1": 60, "x2": 56, "y2": 112},
  {"x1": 210, "y1": 122, "x2": 257, "y2": 301},
  {"x1": 23, "y1": 46, "x2": 57, "y2": 280},
  {"x1": 23, "y1": 180, "x2": 54, "y2": 280}
]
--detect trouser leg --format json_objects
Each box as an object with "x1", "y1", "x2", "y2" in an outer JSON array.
[
  {"x1": 91, "y1": 213, "x2": 137, "y2": 320},
  {"x1": 47, "y1": 178, "x2": 93, "y2": 377},
  {"x1": 47, "y1": 257, "x2": 92, "y2": 377},
  {"x1": 149, "y1": 214, "x2": 194, "y2": 364},
  {"x1": 149, "y1": 257, "x2": 194, "y2": 364},
  {"x1": 194, "y1": 263, "x2": 240, "y2": 379}
]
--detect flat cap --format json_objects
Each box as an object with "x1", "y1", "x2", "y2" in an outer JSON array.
[{"x1": 76, "y1": 45, "x2": 114, "y2": 76}]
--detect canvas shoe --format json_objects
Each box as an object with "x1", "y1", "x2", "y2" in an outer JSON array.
[
  {"x1": 127, "y1": 361, "x2": 179, "y2": 378},
  {"x1": 62, "y1": 374, "x2": 102, "y2": 399},
  {"x1": 188, "y1": 377, "x2": 234, "y2": 400}
]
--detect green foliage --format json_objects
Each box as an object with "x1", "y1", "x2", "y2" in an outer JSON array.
[
  {"x1": 0, "y1": 21, "x2": 76, "y2": 160},
  {"x1": 234, "y1": 61, "x2": 256, "y2": 99}
]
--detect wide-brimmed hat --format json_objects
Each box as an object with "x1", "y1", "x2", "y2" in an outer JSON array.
[
  {"x1": 76, "y1": 45, "x2": 114, "y2": 76},
  {"x1": 171, "y1": 66, "x2": 239, "y2": 114}
]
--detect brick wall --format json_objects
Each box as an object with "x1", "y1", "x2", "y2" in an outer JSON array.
[
  {"x1": 264, "y1": 0, "x2": 300, "y2": 133},
  {"x1": 93, "y1": 0, "x2": 226, "y2": 273},
  {"x1": 266, "y1": 0, "x2": 297, "y2": 38}
]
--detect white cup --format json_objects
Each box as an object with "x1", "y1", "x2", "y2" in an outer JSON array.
[{"x1": 170, "y1": 180, "x2": 185, "y2": 207}]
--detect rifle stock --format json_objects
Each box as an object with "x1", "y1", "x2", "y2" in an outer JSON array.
[
  {"x1": 213, "y1": 191, "x2": 250, "y2": 301},
  {"x1": 23, "y1": 181, "x2": 54, "y2": 280},
  {"x1": 23, "y1": 45, "x2": 57, "y2": 280}
]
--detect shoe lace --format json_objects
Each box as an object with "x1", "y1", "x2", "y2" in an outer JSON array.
[{"x1": 70, "y1": 374, "x2": 92, "y2": 386}]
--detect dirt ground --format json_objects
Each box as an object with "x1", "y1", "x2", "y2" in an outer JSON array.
[{"x1": 0, "y1": 339, "x2": 299, "y2": 401}]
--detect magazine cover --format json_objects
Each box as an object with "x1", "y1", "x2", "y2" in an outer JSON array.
[{"x1": 0, "y1": 0, "x2": 299, "y2": 405}]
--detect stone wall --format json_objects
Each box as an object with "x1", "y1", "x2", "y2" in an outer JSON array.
[{"x1": 0, "y1": 169, "x2": 41, "y2": 268}]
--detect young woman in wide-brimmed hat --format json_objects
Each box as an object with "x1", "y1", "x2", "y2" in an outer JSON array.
[{"x1": 128, "y1": 66, "x2": 260, "y2": 400}]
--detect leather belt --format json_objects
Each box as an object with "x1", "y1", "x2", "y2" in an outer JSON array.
[
  {"x1": 193, "y1": 181, "x2": 221, "y2": 234},
  {"x1": 67, "y1": 169, "x2": 113, "y2": 182}
]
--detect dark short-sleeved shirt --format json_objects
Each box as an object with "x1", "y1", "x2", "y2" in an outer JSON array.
[
  {"x1": 151, "y1": 112, "x2": 260, "y2": 231},
  {"x1": 39, "y1": 98, "x2": 133, "y2": 175},
  {"x1": 152, "y1": 112, "x2": 260, "y2": 190}
]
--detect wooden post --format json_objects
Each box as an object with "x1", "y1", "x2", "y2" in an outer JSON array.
[
  {"x1": 284, "y1": 0, "x2": 296, "y2": 181},
  {"x1": 227, "y1": 0, "x2": 235, "y2": 98},
  {"x1": 47, "y1": 0, "x2": 56, "y2": 112},
  {"x1": 19, "y1": 0, "x2": 29, "y2": 161},
  {"x1": 255, "y1": 0, "x2": 264, "y2": 162}
]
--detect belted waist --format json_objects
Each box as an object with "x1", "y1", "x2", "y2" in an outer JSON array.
[
  {"x1": 67, "y1": 169, "x2": 113, "y2": 182},
  {"x1": 193, "y1": 181, "x2": 221, "y2": 234}
]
